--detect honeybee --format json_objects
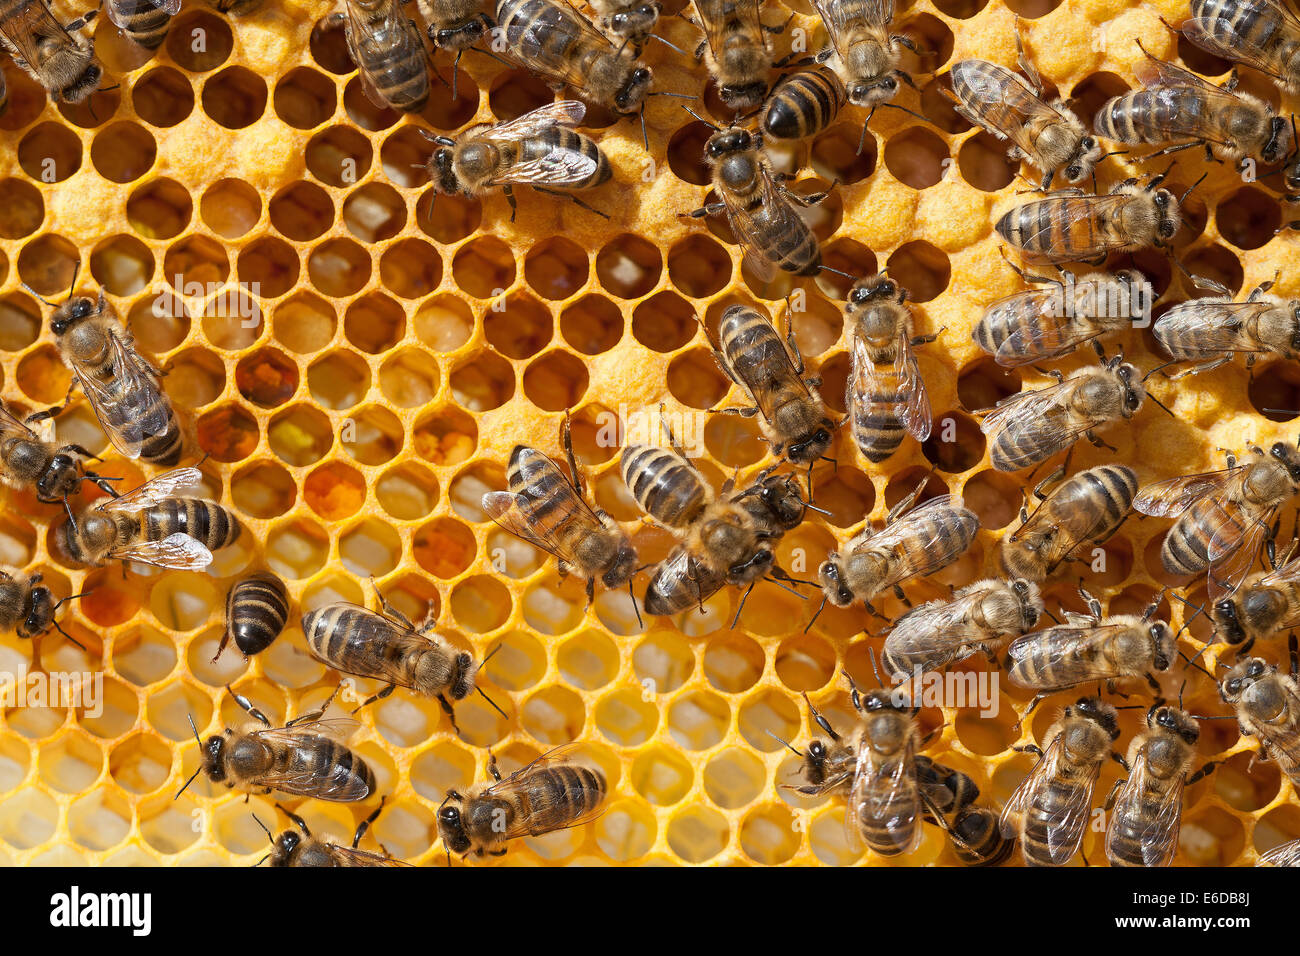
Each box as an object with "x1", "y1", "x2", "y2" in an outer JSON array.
[
  {"x1": 996, "y1": 168, "x2": 1182, "y2": 264},
  {"x1": 999, "y1": 696, "x2": 1123, "y2": 867},
  {"x1": 735, "y1": 467, "x2": 819, "y2": 535},
  {"x1": 1104, "y1": 703, "x2": 1215, "y2": 868},
  {"x1": 973, "y1": 264, "x2": 1147, "y2": 367},
  {"x1": 215, "y1": 571, "x2": 290, "y2": 662},
  {"x1": 1006, "y1": 589, "x2": 1177, "y2": 708},
  {"x1": 333, "y1": 0, "x2": 431, "y2": 113},
  {"x1": 689, "y1": 0, "x2": 773, "y2": 111},
  {"x1": 105, "y1": 0, "x2": 180, "y2": 49},
  {"x1": 979, "y1": 354, "x2": 1146, "y2": 473},
  {"x1": 0, "y1": 567, "x2": 81, "y2": 647},
  {"x1": 1258, "y1": 838, "x2": 1300, "y2": 865},
  {"x1": 881, "y1": 577, "x2": 1042, "y2": 680},
  {"x1": 0, "y1": 401, "x2": 115, "y2": 504},
  {"x1": 686, "y1": 121, "x2": 829, "y2": 279},
  {"x1": 177, "y1": 685, "x2": 376, "y2": 803},
  {"x1": 947, "y1": 38, "x2": 1102, "y2": 191},
  {"x1": 254, "y1": 801, "x2": 406, "y2": 867},
  {"x1": 913, "y1": 756, "x2": 1014, "y2": 866},
  {"x1": 700, "y1": 304, "x2": 839, "y2": 467},
  {"x1": 809, "y1": 0, "x2": 914, "y2": 108},
  {"x1": 1097, "y1": 51, "x2": 1292, "y2": 171},
  {"x1": 438, "y1": 747, "x2": 607, "y2": 859},
  {"x1": 419, "y1": 0, "x2": 490, "y2": 52},
  {"x1": 782, "y1": 694, "x2": 857, "y2": 798},
  {"x1": 587, "y1": 0, "x2": 659, "y2": 48},
  {"x1": 60, "y1": 467, "x2": 241, "y2": 570},
  {"x1": 760, "y1": 67, "x2": 847, "y2": 143},
  {"x1": 620, "y1": 437, "x2": 779, "y2": 616},
  {"x1": 1212, "y1": 552, "x2": 1300, "y2": 652},
  {"x1": 0, "y1": 0, "x2": 102, "y2": 102},
  {"x1": 482, "y1": 413, "x2": 637, "y2": 609},
  {"x1": 1001, "y1": 464, "x2": 1138, "y2": 581},
  {"x1": 495, "y1": 0, "x2": 653, "y2": 119},
  {"x1": 816, "y1": 481, "x2": 980, "y2": 614},
  {"x1": 422, "y1": 100, "x2": 612, "y2": 222},
  {"x1": 1181, "y1": 0, "x2": 1300, "y2": 95},
  {"x1": 1153, "y1": 274, "x2": 1300, "y2": 377},
  {"x1": 1220, "y1": 650, "x2": 1300, "y2": 787},
  {"x1": 845, "y1": 272, "x2": 933, "y2": 464},
  {"x1": 31, "y1": 279, "x2": 181, "y2": 466},
  {"x1": 302, "y1": 586, "x2": 500, "y2": 732},
  {"x1": 842, "y1": 681, "x2": 929, "y2": 857},
  {"x1": 1134, "y1": 440, "x2": 1300, "y2": 599}
]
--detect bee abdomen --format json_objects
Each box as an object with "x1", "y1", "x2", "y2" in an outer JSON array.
[
  {"x1": 526, "y1": 128, "x2": 611, "y2": 188},
  {"x1": 761, "y1": 67, "x2": 846, "y2": 141},
  {"x1": 146, "y1": 500, "x2": 241, "y2": 550},
  {"x1": 620, "y1": 445, "x2": 708, "y2": 527},
  {"x1": 523, "y1": 764, "x2": 606, "y2": 833},
  {"x1": 113, "y1": 0, "x2": 174, "y2": 48},
  {"x1": 1095, "y1": 89, "x2": 1207, "y2": 146},
  {"x1": 1161, "y1": 501, "x2": 1224, "y2": 575},
  {"x1": 1023, "y1": 783, "x2": 1081, "y2": 866},
  {"x1": 297, "y1": 737, "x2": 376, "y2": 802},
  {"x1": 952, "y1": 807, "x2": 1014, "y2": 866},
  {"x1": 302, "y1": 604, "x2": 390, "y2": 672},
  {"x1": 1106, "y1": 809, "x2": 1153, "y2": 867},
  {"x1": 226, "y1": 572, "x2": 290, "y2": 656}
]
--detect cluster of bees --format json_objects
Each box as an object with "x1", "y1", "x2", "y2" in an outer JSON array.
[{"x1": 3, "y1": 0, "x2": 1300, "y2": 866}]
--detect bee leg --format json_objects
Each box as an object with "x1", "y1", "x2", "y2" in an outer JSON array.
[
  {"x1": 1012, "y1": 742, "x2": 1044, "y2": 758},
  {"x1": 887, "y1": 475, "x2": 929, "y2": 524},
  {"x1": 351, "y1": 797, "x2": 385, "y2": 848},
  {"x1": 1031, "y1": 365, "x2": 1064, "y2": 384},
  {"x1": 1102, "y1": 777, "x2": 1124, "y2": 812},
  {"x1": 1165, "y1": 355, "x2": 1232, "y2": 380},
  {"x1": 560, "y1": 410, "x2": 588, "y2": 499},
  {"x1": 1290, "y1": 631, "x2": 1298, "y2": 680},
  {"x1": 61, "y1": 7, "x2": 98, "y2": 32},
  {"x1": 1084, "y1": 430, "x2": 1116, "y2": 453},
  {"x1": 1144, "y1": 672, "x2": 1161, "y2": 693},
  {"x1": 1109, "y1": 751, "x2": 1130, "y2": 773},
  {"x1": 436, "y1": 693, "x2": 463, "y2": 737},
  {"x1": 276, "y1": 802, "x2": 312, "y2": 836},
  {"x1": 290, "y1": 683, "x2": 345, "y2": 724},
  {"x1": 502, "y1": 186, "x2": 518, "y2": 223},
  {"x1": 682, "y1": 201, "x2": 725, "y2": 220},
  {"x1": 1184, "y1": 761, "x2": 1219, "y2": 787},
  {"x1": 801, "y1": 691, "x2": 842, "y2": 741},
  {"x1": 371, "y1": 580, "x2": 417, "y2": 630},
  {"x1": 487, "y1": 751, "x2": 502, "y2": 782},
  {"x1": 489, "y1": 848, "x2": 508, "y2": 856},
  {"x1": 1031, "y1": 459, "x2": 1067, "y2": 502},
  {"x1": 892, "y1": 583, "x2": 912, "y2": 608},
  {"x1": 534, "y1": 187, "x2": 610, "y2": 220},
  {"x1": 1011, "y1": 16, "x2": 1043, "y2": 94},
  {"x1": 1248, "y1": 274, "x2": 1278, "y2": 301},
  {"x1": 227, "y1": 685, "x2": 273, "y2": 726},
  {"x1": 210, "y1": 630, "x2": 231, "y2": 665},
  {"x1": 350, "y1": 682, "x2": 397, "y2": 715}
]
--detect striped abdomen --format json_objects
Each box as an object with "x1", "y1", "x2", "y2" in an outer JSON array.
[
  {"x1": 854, "y1": 755, "x2": 920, "y2": 856},
  {"x1": 142, "y1": 499, "x2": 241, "y2": 550},
  {"x1": 225, "y1": 572, "x2": 289, "y2": 656},
  {"x1": 1014, "y1": 464, "x2": 1137, "y2": 575},
  {"x1": 508, "y1": 446, "x2": 608, "y2": 574},
  {"x1": 302, "y1": 603, "x2": 423, "y2": 687},
  {"x1": 949, "y1": 59, "x2": 1043, "y2": 150},
  {"x1": 1188, "y1": 0, "x2": 1300, "y2": 83},
  {"x1": 852, "y1": 351, "x2": 908, "y2": 462},
  {"x1": 272, "y1": 735, "x2": 375, "y2": 802},
  {"x1": 349, "y1": 1, "x2": 430, "y2": 111},
  {"x1": 517, "y1": 128, "x2": 610, "y2": 189},
  {"x1": 102, "y1": 370, "x2": 182, "y2": 465},
  {"x1": 995, "y1": 197, "x2": 1121, "y2": 262},
  {"x1": 748, "y1": 195, "x2": 822, "y2": 275},
  {"x1": 973, "y1": 289, "x2": 1055, "y2": 357},
  {"x1": 497, "y1": 0, "x2": 604, "y2": 91},
  {"x1": 110, "y1": 0, "x2": 174, "y2": 49},
  {"x1": 1161, "y1": 496, "x2": 1236, "y2": 575},
  {"x1": 989, "y1": 403, "x2": 1075, "y2": 471},
  {"x1": 511, "y1": 764, "x2": 606, "y2": 836},
  {"x1": 952, "y1": 806, "x2": 1014, "y2": 866},
  {"x1": 1022, "y1": 776, "x2": 1090, "y2": 867},
  {"x1": 620, "y1": 445, "x2": 710, "y2": 527},
  {"x1": 1095, "y1": 88, "x2": 1216, "y2": 147},
  {"x1": 1106, "y1": 784, "x2": 1174, "y2": 867},
  {"x1": 719, "y1": 305, "x2": 795, "y2": 399},
  {"x1": 761, "y1": 67, "x2": 846, "y2": 141}
]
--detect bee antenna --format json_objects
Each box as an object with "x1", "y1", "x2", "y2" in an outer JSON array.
[
  {"x1": 868, "y1": 646, "x2": 885, "y2": 689},
  {"x1": 173, "y1": 765, "x2": 203, "y2": 801},
  {"x1": 803, "y1": 593, "x2": 828, "y2": 633},
  {"x1": 475, "y1": 684, "x2": 509, "y2": 721},
  {"x1": 730, "y1": 582, "x2": 755, "y2": 629},
  {"x1": 251, "y1": 813, "x2": 274, "y2": 843},
  {"x1": 50, "y1": 619, "x2": 86, "y2": 652},
  {"x1": 1098, "y1": 149, "x2": 1129, "y2": 160},
  {"x1": 1178, "y1": 678, "x2": 1187, "y2": 710},
  {"x1": 1262, "y1": 408, "x2": 1300, "y2": 417},
  {"x1": 467, "y1": 46, "x2": 513, "y2": 68},
  {"x1": 1179, "y1": 649, "x2": 1216, "y2": 681},
  {"x1": 681, "y1": 104, "x2": 718, "y2": 129},
  {"x1": 1142, "y1": 362, "x2": 1178, "y2": 382},
  {"x1": 187, "y1": 712, "x2": 202, "y2": 747},
  {"x1": 878, "y1": 101, "x2": 932, "y2": 125},
  {"x1": 800, "y1": 498, "x2": 833, "y2": 516},
  {"x1": 1145, "y1": 390, "x2": 1178, "y2": 418},
  {"x1": 649, "y1": 33, "x2": 688, "y2": 56},
  {"x1": 628, "y1": 578, "x2": 644, "y2": 629},
  {"x1": 640, "y1": 106, "x2": 649, "y2": 152},
  {"x1": 479, "y1": 642, "x2": 504, "y2": 671},
  {"x1": 649, "y1": 91, "x2": 697, "y2": 99},
  {"x1": 1147, "y1": 162, "x2": 1176, "y2": 190},
  {"x1": 19, "y1": 282, "x2": 57, "y2": 309},
  {"x1": 818, "y1": 264, "x2": 855, "y2": 279},
  {"x1": 1167, "y1": 591, "x2": 1207, "y2": 623},
  {"x1": 1179, "y1": 171, "x2": 1208, "y2": 204},
  {"x1": 764, "y1": 728, "x2": 804, "y2": 757},
  {"x1": 53, "y1": 589, "x2": 94, "y2": 612}
]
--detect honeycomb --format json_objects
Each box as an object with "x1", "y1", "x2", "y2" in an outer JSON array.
[{"x1": 0, "y1": 0, "x2": 1297, "y2": 867}]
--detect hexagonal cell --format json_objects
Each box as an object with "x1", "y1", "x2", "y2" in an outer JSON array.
[
  {"x1": 308, "y1": 349, "x2": 371, "y2": 410},
  {"x1": 452, "y1": 236, "x2": 516, "y2": 299},
  {"x1": 485, "y1": 293, "x2": 552, "y2": 359},
  {"x1": 340, "y1": 405, "x2": 404, "y2": 465},
  {"x1": 344, "y1": 182, "x2": 407, "y2": 242},
  {"x1": 523, "y1": 350, "x2": 589, "y2": 411},
  {"x1": 108, "y1": 733, "x2": 172, "y2": 795},
  {"x1": 449, "y1": 350, "x2": 515, "y2": 411},
  {"x1": 197, "y1": 404, "x2": 260, "y2": 462},
  {"x1": 238, "y1": 237, "x2": 300, "y2": 299},
  {"x1": 379, "y1": 348, "x2": 439, "y2": 409},
  {"x1": 133, "y1": 66, "x2": 195, "y2": 126},
  {"x1": 376, "y1": 461, "x2": 438, "y2": 520},
  {"x1": 630, "y1": 746, "x2": 693, "y2": 806},
  {"x1": 339, "y1": 518, "x2": 403, "y2": 577},
  {"x1": 231, "y1": 461, "x2": 298, "y2": 520},
  {"x1": 68, "y1": 788, "x2": 132, "y2": 851},
  {"x1": 417, "y1": 189, "x2": 482, "y2": 244},
  {"x1": 343, "y1": 74, "x2": 400, "y2": 130},
  {"x1": 380, "y1": 238, "x2": 441, "y2": 299},
  {"x1": 667, "y1": 805, "x2": 729, "y2": 862},
  {"x1": 274, "y1": 292, "x2": 337, "y2": 353},
  {"x1": 0, "y1": 787, "x2": 57, "y2": 849},
  {"x1": 414, "y1": 294, "x2": 474, "y2": 352},
  {"x1": 18, "y1": 121, "x2": 83, "y2": 182},
  {"x1": 959, "y1": 130, "x2": 1017, "y2": 192},
  {"x1": 270, "y1": 180, "x2": 336, "y2": 242},
  {"x1": 304, "y1": 461, "x2": 367, "y2": 521},
  {"x1": 450, "y1": 575, "x2": 512, "y2": 633},
  {"x1": 308, "y1": 238, "x2": 372, "y2": 297},
  {"x1": 888, "y1": 241, "x2": 950, "y2": 303},
  {"x1": 18, "y1": 233, "x2": 80, "y2": 296},
  {"x1": 413, "y1": 406, "x2": 478, "y2": 466},
  {"x1": 266, "y1": 518, "x2": 331, "y2": 580},
  {"x1": 306, "y1": 125, "x2": 373, "y2": 187},
  {"x1": 275, "y1": 66, "x2": 337, "y2": 129},
  {"x1": 16, "y1": 345, "x2": 71, "y2": 404},
  {"x1": 596, "y1": 233, "x2": 662, "y2": 298},
  {"x1": 667, "y1": 120, "x2": 712, "y2": 185},
  {"x1": 412, "y1": 517, "x2": 475, "y2": 579},
  {"x1": 0, "y1": 179, "x2": 43, "y2": 239},
  {"x1": 202, "y1": 66, "x2": 268, "y2": 128},
  {"x1": 704, "y1": 746, "x2": 765, "y2": 809}
]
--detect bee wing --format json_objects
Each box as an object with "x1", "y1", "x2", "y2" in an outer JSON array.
[
  {"x1": 324, "y1": 844, "x2": 412, "y2": 866},
  {"x1": 845, "y1": 733, "x2": 921, "y2": 855},
  {"x1": 0, "y1": 4, "x2": 76, "y2": 72},
  {"x1": 1132, "y1": 466, "x2": 1242, "y2": 518},
  {"x1": 1181, "y1": 3, "x2": 1299, "y2": 80},
  {"x1": 1257, "y1": 554, "x2": 1300, "y2": 592},
  {"x1": 1012, "y1": 193, "x2": 1131, "y2": 262},
  {"x1": 883, "y1": 590, "x2": 989, "y2": 676},
  {"x1": 1206, "y1": 511, "x2": 1273, "y2": 601},
  {"x1": 894, "y1": 329, "x2": 931, "y2": 442},
  {"x1": 853, "y1": 495, "x2": 977, "y2": 583},
  {"x1": 248, "y1": 722, "x2": 370, "y2": 801},
  {"x1": 107, "y1": 533, "x2": 213, "y2": 571},
  {"x1": 482, "y1": 490, "x2": 575, "y2": 565},
  {"x1": 1008, "y1": 623, "x2": 1134, "y2": 688},
  {"x1": 693, "y1": 0, "x2": 765, "y2": 59},
  {"x1": 1105, "y1": 756, "x2": 1184, "y2": 868},
  {"x1": 978, "y1": 377, "x2": 1072, "y2": 435},
  {"x1": 106, "y1": 0, "x2": 181, "y2": 29},
  {"x1": 1000, "y1": 733, "x2": 1096, "y2": 864},
  {"x1": 1259, "y1": 838, "x2": 1300, "y2": 866},
  {"x1": 68, "y1": 324, "x2": 171, "y2": 461},
  {"x1": 491, "y1": 147, "x2": 600, "y2": 188},
  {"x1": 485, "y1": 745, "x2": 607, "y2": 830},
  {"x1": 811, "y1": 0, "x2": 892, "y2": 58},
  {"x1": 97, "y1": 467, "x2": 206, "y2": 513},
  {"x1": 483, "y1": 100, "x2": 587, "y2": 140},
  {"x1": 1155, "y1": 302, "x2": 1277, "y2": 356},
  {"x1": 719, "y1": 160, "x2": 811, "y2": 283},
  {"x1": 256, "y1": 718, "x2": 363, "y2": 743},
  {"x1": 998, "y1": 735, "x2": 1060, "y2": 838},
  {"x1": 996, "y1": 310, "x2": 1108, "y2": 366},
  {"x1": 0, "y1": 402, "x2": 39, "y2": 444},
  {"x1": 1011, "y1": 478, "x2": 1123, "y2": 555},
  {"x1": 503, "y1": 0, "x2": 615, "y2": 89},
  {"x1": 647, "y1": 546, "x2": 728, "y2": 608},
  {"x1": 952, "y1": 61, "x2": 1072, "y2": 163},
  {"x1": 980, "y1": 383, "x2": 1097, "y2": 471}
]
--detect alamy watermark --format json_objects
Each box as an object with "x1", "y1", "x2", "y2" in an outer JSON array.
[
  {"x1": 0, "y1": 671, "x2": 102, "y2": 718},
  {"x1": 887, "y1": 666, "x2": 1000, "y2": 718},
  {"x1": 1043, "y1": 272, "x2": 1154, "y2": 329},
  {"x1": 594, "y1": 404, "x2": 708, "y2": 458},
  {"x1": 151, "y1": 278, "x2": 261, "y2": 326}
]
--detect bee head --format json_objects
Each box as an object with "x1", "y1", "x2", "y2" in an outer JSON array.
[
  {"x1": 1212, "y1": 596, "x2": 1245, "y2": 644},
  {"x1": 1150, "y1": 188, "x2": 1179, "y2": 240},
  {"x1": 608, "y1": 2, "x2": 660, "y2": 40},
  {"x1": 437, "y1": 793, "x2": 472, "y2": 855},
  {"x1": 269, "y1": 830, "x2": 301, "y2": 866},
  {"x1": 428, "y1": 146, "x2": 463, "y2": 195},
  {"x1": 603, "y1": 542, "x2": 639, "y2": 589},
  {"x1": 1151, "y1": 705, "x2": 1200, "y2": 745},
  {"x1": 802, "y1": 739, "x2": 830, "y2": 783},
  {"x1": 1269, "y1": 441, "x2": 1300, "y2": 481},
  {"x1": 847, "y1": 75, "x2": 898, "y2": 108},
  {"x1": 61, "y1": 62, "x2": 103, "y2": 105},
  {"x1": 434, "y1": 18, "x2": 485, "y2": 48},
  {"x1": 50, "y1": 297, "x2": 99, "y2": 336},
  {"x1": 1264, "y1": 116, "x2": 1292, "y2": 165},
  {"x1": 1064, "y1": 136, "x2": 1101, "y2": 183},
  {"x1": 448, "y1": 651, "x2": 476, "y2": 701},
  {"x1": 1149, "y1": 620, "x2": 1175, "y2": 671},
  {"x1": 1115, "y1": 362, "x2": 1144, "y2": 415},
  {"x1": 1010, "y1": 578, "x2": 1043, "y2": 629},
  {"x1": 848, "y1": 272, "x2": 900, "y2": 306},
  {"x1": 707, "y1": 126, "x2": 754, "y2": 158},
  {"x1": 786, "y1": 426, "x2": 833, "y2": 466},
  {"x1": 614, "y1": 66, "x2": 653, "y2": 114},
  {"x1": 202, "y1": 734, "x2": 227, "y2": 783},
  {"x1": 750, "y1": 476, "x2": 806, "y2": 530},
  {"x1": 859, "y1": 688, "x2": 902, "y2": 713},
  {"x1": 1071, "y1": 696, "x2": 1120, "y2": 740},
  {"x1": 817, "y1": 556, "x2": 853, "y2": 607},
  {"x1": 1221, "y1": 657, "x2": 1269, "y2": 702},
  {"x1": 19, "y1": 583, "x2": 54, "y2": 640}
]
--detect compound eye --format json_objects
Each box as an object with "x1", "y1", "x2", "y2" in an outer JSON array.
[
  {"x1": 883, "y1": 78, "x2": 897, "y2": 91},
  {"x1": 849, "y1": 286, "x2": 870, "y2": 304},
  {"x1": 809, "y1": 741, "x2": 826, "y2": 758},
  {"x1": 1082, "y1": 137, "x2": 1095, "y2": 149},
  {"x1": 1247, "y1": 661, "x2": 1265, "y2": 677},
  {"x1": 1226, "y1": 678, "x2": 1241, "y2": 695},
  {"x1": 1066, "y1": 165, "x2": 1081, "y2": 179}
]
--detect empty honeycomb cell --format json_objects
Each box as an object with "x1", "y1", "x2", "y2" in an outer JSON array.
[
  {"x1": 139, "y1": 798, "x2": 200, "y2": 853},
  {"x1": 165, "y1": 234, "x2": 230, "y2": 290},
  {"x1": 738, "y1": 688, "x2": 799, "y2": 752},
  {"x1": 883, "y1": 127, "x2": 948, "y2": 190},
  {"x1": 235, "y1": 346, "x2": 299, "y2": 408},
  {"x1": 921, "y1": 410, "x2": 984, "y2": 472},
  {"x1": 108, "y1": 733, "x2": 172, "y2": 796},
  {"x1": 1180, "y1": 805, "x2": 1246, "y2": 866},
  {"x1": 0, "y1": 179, "x2": 43, "y2": 239},
  {"x1": 666, "y1": 804, "x2": 729, "y2": 863},
  {"x1": 341, "y1": 293, "x2": 405, "y2": 355},
  {"x1": 518, "y1": 683, "x2": 586, "y2": 745},
  {"x1": 306, "y1": 125, "x2": 374, "y2": 187},
  {"x1": 238, "y1": 237, "x2": 301, "y2": 299},
  {"x1": 0, "y1": 294, "x2": 40, "y2": 351},
  {"x1": 523, "y1": 350, "x2": 589, "y2": 411},
  {"x1": 165, "y1": 8, "x2": 234, "y2": 69},
  {"x1": 594, "y1": 687, "x2": 659, "y2": 747},
  {"x1": 149, "y1": 574, "x2": 219, "y2": 633},
  {"x1": 340, "y1": 405, "x2": 404, "y2": 465},
  {"x1": 703, "y1": 747, "x2": 765, "y2": 810},
  {"x1": 416, "y1": 189, "x2": 482, "y2": 244},
  {"x1": 0, "y1": 514, "x2": 36, "y2": 564},
  {"x1": 484, "y1": 294, "x2": 552, "y2": 359},
  {"x1": 265, "y1": 517, "x2": 331, "y2": 580},
  {"x1": 560, "y1": 294, "x2": 623, "y2": 355},
  {"x1": 520, "y1": 237, "x2": 587, "y2": 302},
  {"x1": 954, "y1": 689, "x2": 1020, "y2": 754},
  {"x1": 1255, "y1": 805, "x2": 1300, "y2": 856},
  {"x1": 811, "y1": 124, "x2": 876, "y2": 185},
  {"x1": 18, "y1": 122, "x2": 82, "y2": 183},
  {"x1": 958, "y1": 131, "x2": 1018, "y2": 192},
  {"x1": 558, "y1": 630, "x2": 619, "y2": 690},
  {"x1": 523, "y1": 575, "x2": 587, "y2": 635},
  {"x1": 78, "y1": 678, "x2": 138, "y2": 740},
  {"x1": 231, "y1": 461, "x2": 298, "y2": 518},
  {"x1": 413, "y1": 406, "x2": 478, "y2": 467},
  {"x1": 886, "y1": 242, "x2": 950, "y2": 306},
  {"x1": 197, "y1": 404, "x2": 260, "y2": 462},
  {"x1": 885, "y1": 469, "x2": 950, "y2": 512},
  {"x1": 632, "y1": 290, "x2": 696, "y2": 353},
  {"x1": 449, "y1": 350, "x2": 515, "y2": 412},
  {"x1": 0, "y1": 735, "x2": 29, "y2": 795},
  {"x1": 594, "y1": 800, "x2": 655, "y2": 861},
  {"x1": 308, "y1": 237, "x2": 371, "y2": 297},
  {"x1": 667, "y1": 691, "x2": 730, "y2": 751},
  {"x1": 774, "y1": 634, "x2": 836, "y2": 692},
  {"x1": 126, "y1": 177, "x2": 193, "y2": 240},
  {"x1": 379, "y1": 127, "x2": 433, "y2": 189},
  {"x1": 961, "y1": 469, "x2": 1021, "y2": 530},
  {"x1": 667, "y1": 347, "x2": 728, "y2": 409},
  {"x1": 147, "y1": 681, "x2": 215, "y2": 743},
  {"x1": 1184, "y1": 243, "x2": 1245, "y2": 297},
  {"x1": 0, "y1": 788, "x2": 57, "y2": 850},
  {"x1": 667, "y1": 234, "x2": 732, "y2": 298},
  {"x1": 80, "y1": 570, "x2": 142, "y2": 629},
  {"x1": 481, "y1": 631, "x2": 545, "y2": 693},
  {"x1": 703, "y1": 413, "x2": 764, "y2": 467},
  {"x1": 89, "y1": 234, "x2": 154, "y2": 296},
  {"x1": 1217, "y1": 186, "x2": 1281, "y2": 250},
  {"x1": 133, "y1": 66, "x2": 196, "y2": 127},
  {"x1": 667, "y1": 120, "x2": 711, "y2": 186},
  {"x1": 37, "y1": 733, "x2": 104, "y2": 793},
  {"x1": 740, "y1": 804, "x2": 800, "y2": 864},
  {"x1": 957, "y1": 357, "x2": 1020, "y2": 412},
  {"x1": 68, "y1": 789, "x2": 132, "y2": 852},
  {"x1": 810, "y1": 466, "x2": 874, "y2": 528},
  {"x1": 343, "y1": 182, "x2": 407, "y2": 242},
  {"x1": 130, "y1": 293, "x2": 190, "y2": 354},
  {"x1": 5, "y1": 702, "x2": 65, "y2": 741},
  {"x1": 0, "y1": 62, "x2": 44, "y2": 131},
  {"x1": 343, "y1": 76, "x2": 399, "y2": 132},
  {"x1": 16, "y1": 347, "x2": 70, "y2": 405},
  {"x1": 447, "y1": 574, "x2": 511, "y2": 633},
  {"x1": 165, "y1": 346, "x2": 226, "y2": 407},
  {"x1": 274, "y1": 66, "x2": 337, "y2": 130},
  {"x1": 274, "y1": 292, "x2": 336, "y2": 353},
  {"x1": 487, "y1": 67, "x2": 553, "y2": 123},
  {"x1": 631, "y1": 746, "x2": 693, "y2": 806},
  {"x1": 452, "y1": 236, "x2": 515, "y2": 299},
  {"x1": 1249, "y1": 361, "x2": 1300, "y2": 422},
  {"x1": 304, "y1": 461, "x2": 367, "y2": 521},
  {"x1": 1004, "y1": 0, "x2": 1062, "y2": 16},
  {"x1": 91, "y1": 121, "x2": 157, "y2": 185},
  {"x1": 203, "y1": 66, "x2": 269, "y2": 129},
  {"x1": 373, "y1": 694, "x2": 443, "y2": 749},
  {"x1": 412, "y1": 294, "x2": 473, "y2": 353},
  {"x1": 339, "y1": 518, "x2": 402, "y2": 577},
  {"x1": 379, "y1": 348, "x2": 440, "y2": 408},
  {"x1": 379, "y1": 238, "x2": 441, "y2": 299},
  {"x1": 596, "y1": 234, "x2": 662, "y2": 299}
]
